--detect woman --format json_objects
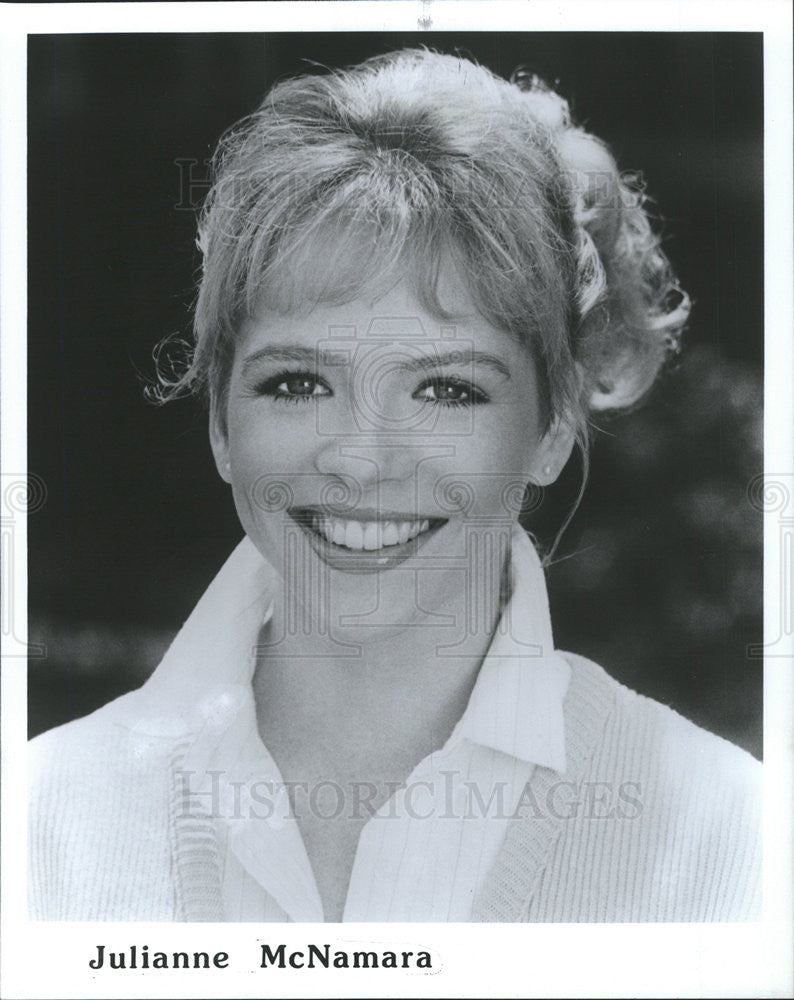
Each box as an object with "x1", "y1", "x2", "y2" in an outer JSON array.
[{"x1": 29, "y1": 48, "x2": 761, "y2": 922}]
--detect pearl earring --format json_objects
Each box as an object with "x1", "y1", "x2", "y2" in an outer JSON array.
[{"x1": 542, "y1": 464, "x2": 552, "y2": 478}]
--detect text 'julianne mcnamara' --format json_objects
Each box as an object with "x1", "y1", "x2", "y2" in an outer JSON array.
[{"x1": 87, "y1": 943, "x2": 434, "y2": 971}]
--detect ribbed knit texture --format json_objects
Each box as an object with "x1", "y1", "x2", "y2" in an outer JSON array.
[
  {"x1": 472, "y1": 654, "x2": 761, "y2": 921},
  {"x1": 169, "y1": 741, "x2": 225, "y2": 921},
  {"x1": 28, "y1": 654, "x2": 761, "y2": 922}
]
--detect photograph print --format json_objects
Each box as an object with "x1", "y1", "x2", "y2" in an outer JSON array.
[{"x1": 27, "y1": 31, "x2": 764, "y2": 923}]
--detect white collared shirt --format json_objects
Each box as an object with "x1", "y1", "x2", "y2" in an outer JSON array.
[{"x1": 167, "y1": 526, "x2": 570, "y2": 921}]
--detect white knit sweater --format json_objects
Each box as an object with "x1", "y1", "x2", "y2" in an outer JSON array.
[{"x1": 29, "y1": 651, "x2": 761, "y2": 922}]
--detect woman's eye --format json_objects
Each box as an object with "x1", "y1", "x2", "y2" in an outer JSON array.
[
  {"x1": 255, "y1": 371, "x2": 332, "y2": 403},
  {"x1": 278, "y1": 376, "x2": 327, "y2": 398},
  {"x1": 414, "y1": 378, "x2": 487, "y2": 407}
]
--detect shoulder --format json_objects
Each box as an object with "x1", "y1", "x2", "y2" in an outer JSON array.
[
  {"x1": 560, "y1": 650, "x2": 761, "y2": 785},
  {"x1": 29, "y1": 689, "x2": 177, "y2": 788},
  {"x1": 28, "y1": 684, "x2": 192, "y2": 823},
  {"x1": 28, "y1": 691, "x2": 180, "y2": 919},
  {"x1": 547, "y1": 651, "x2": 762, "y2": 920}
]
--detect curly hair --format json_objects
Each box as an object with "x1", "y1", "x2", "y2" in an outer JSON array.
[{"x1": 153, "y1": 47, "x2": 689, "y2": 455}]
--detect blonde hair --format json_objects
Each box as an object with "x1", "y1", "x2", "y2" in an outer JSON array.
[{"x1": 153, "y1": 47, "x2": 689, "y2": 455}]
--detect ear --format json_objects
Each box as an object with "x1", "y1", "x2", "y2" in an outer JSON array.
[
  {"x1": 527, "y1": 413, "x2": 576, "y2": 486},
  {"x1": 208, "y1": 393, "x2": 232, "y2": 485}
]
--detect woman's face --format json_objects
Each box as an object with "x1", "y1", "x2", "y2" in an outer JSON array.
[{"x1": 210, "y1": 260, "x2": 574, "y2": 632}]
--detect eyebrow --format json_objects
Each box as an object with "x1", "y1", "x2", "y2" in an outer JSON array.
[
  {"x1": 241, "y1": 346, "x2": 348, "y2": 377},
  {"x1": 241, "y1": 345, "x2": 512, "y2": 380},
  {"x1": 398, "y1": 351, "x2": 512, "y2": 379}
]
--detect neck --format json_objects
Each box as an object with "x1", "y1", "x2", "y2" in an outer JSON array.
[{"x1": 251, "y1": 546, "x2": 511, "y2": 758}]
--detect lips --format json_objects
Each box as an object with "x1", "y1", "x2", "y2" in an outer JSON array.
[{"x1": 288, "y1": 507, "x2": 447, "y2": 572}]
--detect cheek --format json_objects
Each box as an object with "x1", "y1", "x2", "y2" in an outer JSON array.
[
  {"x1": 471, "y1": 401, "x2": 540, "y2": 468},
  {"x1": 426, "y1": 404, "x2": 541, "y2": 520},
  {"x1": 227, "y1": 408, "x2": 315, "y2": 482},
  {"x1": 223, "y1": 410, "x2": 313, "y2": 551}
]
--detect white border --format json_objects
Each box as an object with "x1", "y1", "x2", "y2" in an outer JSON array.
[
  {"x1": 0, "y1": 0, "x2": 792, "y2": 33},
  {"x1": 2, "y1": 2, "x2": 792, "y2": 999}
]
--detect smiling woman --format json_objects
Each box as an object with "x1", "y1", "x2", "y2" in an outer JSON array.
[
  {"x1": 28, "y1": 47, "x2": 761, "y2": 923},
  {"x1": 212, "y1": 271, "x2": 566, "y2": 583}
]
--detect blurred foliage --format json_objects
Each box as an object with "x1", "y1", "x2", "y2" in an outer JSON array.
[
  {"x1": 533, "y1": 343, "x2": 763, "y2": 758},
  {"x1": 27, "y1": 616, "x2": 170, "y2": 738}
]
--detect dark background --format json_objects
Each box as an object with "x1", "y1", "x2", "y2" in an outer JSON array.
[{"x1": 28, "y1": 33, "x2": 763, "y2": 757}]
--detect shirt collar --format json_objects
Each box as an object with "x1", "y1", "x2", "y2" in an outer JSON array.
[
  {"x1": 449, "y1": 526, "x2": 569, "y2": 773},
  {"x1": 139, "y1": 525, "x2": 568, "y2": 774}
]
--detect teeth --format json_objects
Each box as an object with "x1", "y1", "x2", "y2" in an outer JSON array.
[
  {"x1": 303, "y1": 515, "x2": 436, "y2": 551},
  {"x1": 345, "y1": 521, "x2": 364, "y2": 549},
  {"x1": 381, "y1": 522, "x2": 399, "y2": 546}
]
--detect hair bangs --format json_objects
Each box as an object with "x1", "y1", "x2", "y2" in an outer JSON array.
[{"x1": 234, "y1": 156, "x2": 472, "y2": 325}]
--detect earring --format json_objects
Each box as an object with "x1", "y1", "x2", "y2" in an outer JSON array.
[{"x1": 542, "y1": 464, "x2": 552, "y2": 478}]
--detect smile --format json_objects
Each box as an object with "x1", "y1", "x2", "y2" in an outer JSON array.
[
  {"x1": 288, "y1": 508, "x2": 447, "y2": 572},
  {"x1": 309, "y1": 513, "x2": 432, "y2": 550}
]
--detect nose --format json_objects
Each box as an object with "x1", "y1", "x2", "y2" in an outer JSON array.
[
  {"x1": 312, "y1": 356, "x2": 431, "y2": 487},
  {"x1": 313, "y1": 432, "x2": 418, "y2": 488},
  {"x1": 312, "y1": 342, "x2": 454, "y2": 494}
]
